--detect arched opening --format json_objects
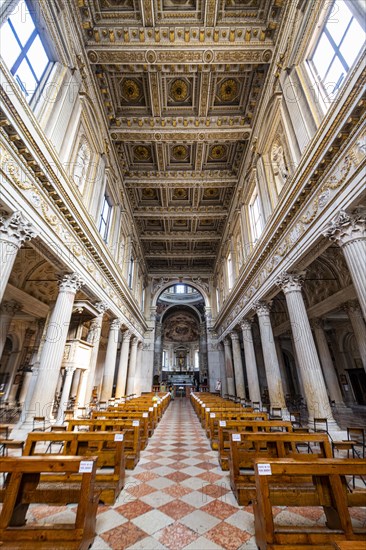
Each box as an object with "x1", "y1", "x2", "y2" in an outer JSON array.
[{"x1": 153, "y1": 284, "x2": 208, "y2": 393}]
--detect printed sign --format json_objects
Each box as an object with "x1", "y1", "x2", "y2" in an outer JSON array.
[
  {"x1": 149, "y1": 407, "x2": 153, "y2": 411},
  {"x1": 258, "y1": 463, "x2": 272, "y2": 475},
  {"x1": 132, "y1": 420, "x2": 140, "y2": 426},
  {"x1": 143, "y1": 412, "x2": 148, "y2": 418},
  {"x1": 210, "y1": 413, "x2": 216, "y2": 418},
  {"x1": 78, "y1": 461, "x2": 94, "y2": 473},
  {"x1": 232, "y1": 433, "x2": 241, "y2": 441},
  {"x1": 114, "y1": 433, "x2": 124, "y2": 442},
  {"x1": 219, "y1": 420, "x2": 226, "y2": 427}
]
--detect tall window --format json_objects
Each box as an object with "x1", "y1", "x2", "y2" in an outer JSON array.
[
  {"x1": 0, "y1": 0, "x2": 51, "y2": 101},
  {"x1": 128, "y1": 257, "x2": 134, "y2": 288},
  {"x1": 249, "y1": 190, "x2": 264, "y2": 243},
  {"x1": 98, "y1": 194, "x2": 112, "y2": 242},
  {"x1": 227, "y1": 253, "x2": 234, "y2": 291},
  {"x1": 309, "y1": 1, "x2": 364, "y2": 102}
]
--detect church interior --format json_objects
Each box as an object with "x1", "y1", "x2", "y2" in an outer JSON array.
[{"x1": 0, "y1": 0, "x2": 365, "y2": 548}]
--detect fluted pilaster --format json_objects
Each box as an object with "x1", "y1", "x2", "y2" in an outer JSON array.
[
  {"x1": 223, "y1": 338, "x2": 235, "y2": 396},
  {"x1": 276, "y1": 272, "x2": 337, "y2": 425},
  {"x1": 240, "y1": 319, "x2": 261, "y2": 405},
  {"x1": 100, "y1": 318, "x2": 122, "y2": 400},
  {"x1": 230, "y1": 331, "x2": 246, "y2": 398},
  {"x1": 323, "y1": 210, "x2": 366, "y2": 319},
  {"x1": 0, "y1": 211, "x2": 38, "y2": 302},
  {"x1": 253, "y1": 301, "x2": 286, "y2": 410},
  {"x1": 115, "y1": 330, "x2": 132, "y2": 397}
]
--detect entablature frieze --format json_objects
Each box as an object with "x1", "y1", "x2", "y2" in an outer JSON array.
[
  {"x1": 124, "y1": 178, "x2": 237, "y2": 189},
  {"x1": 86, "y1": 47, "x2": 273, "y2": 66},
  {"x1": 110, "y1": 127, "x2": 251, "y2": 141}
]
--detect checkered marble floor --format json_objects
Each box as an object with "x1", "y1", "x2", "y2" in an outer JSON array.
[
  {"x1": 19, "y1": 399, "x2": 365, "y2": 549},
  {"x1": 91, "y1": 397, "x2": 256, "y2": 550}
]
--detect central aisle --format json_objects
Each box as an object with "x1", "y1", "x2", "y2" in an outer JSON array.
[{"x1": 92, "y1": 397, "x2": 256, "y2": 550}]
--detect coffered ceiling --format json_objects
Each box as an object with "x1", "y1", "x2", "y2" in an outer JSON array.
[{"x1": 76, "y1": 0, "x2": 287, "y2": 274}]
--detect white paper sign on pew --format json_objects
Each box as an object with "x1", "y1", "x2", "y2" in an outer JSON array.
[
  {"x1": 219, "y1": 420, "x2": 226, "y2": 427},
  {"x1": 114, "y1": 433, "x2": 124, "y2": 441},
  {"x1": 232, "y1": 433, "x2": 241, "y2": 441},
  {"x1": 258, "y1": 463, "x2": 272, "y2": 475},
  {"x1": 79, "y1": 461, "x2": 94, "y2": 473},
  {"x1": 132, "y1": 420, "x2": 140, "y2": 426},
  {"x1": 210, "y1": 413, "x2": 216, "y2": 418}
]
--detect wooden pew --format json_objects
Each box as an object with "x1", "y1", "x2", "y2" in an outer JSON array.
[
  {"x1": 67, "y1": 419, "x2": 140, "y2": 469},
  {"x1": 218, "y1": 420, "x2": 293, "y2": 470},
  {"x1": 0, "y1": 455, "x2": 98, "y2": 549},
  {"x1": 253, "y1": 458, "x2": 366, "y2": 550},
  {"x1": 206, "y1": 411, "x2": 268, "y2": 449},
  {"x1": 23, "y1": 431, "x2": 125, "y2": 504},
  {"x1": 229, "y1": 432, "x2": 333, "y2": 505},
  {"x1": 92, "y1": 410, "x2": 152, "y2": 442}
]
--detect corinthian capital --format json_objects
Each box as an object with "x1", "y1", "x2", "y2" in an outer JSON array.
[
  {"x1": 58, "y1": 273, "x2": 85, "y2": 293},
  {"x1": 230, "y1": 331, "x2": 240, "y2": 341},
  {"x1": 0, "y1": 211, "x2": 37, "y2": 246},
  {"x1": 276, "y1": 272, "x2": 305, "y2": 293},
  {"x1": 322, "y1": 209, "x2": 366, "y2": 245},
  {"x1": 240, "y1": 319, "x2": 252, "y2": 331},
  {"x1": 253, "y1": 301, "x2": 272, "y2": 316},
  {"x1": 95, "y1": 301, "x2": 108, "y2": 315},
  {"x1": 110, "y1": 318, "x2": 122, "y2": 330}
]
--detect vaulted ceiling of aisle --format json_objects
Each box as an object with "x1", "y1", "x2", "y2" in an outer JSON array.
[{"x1": 77, "y1": 0, "x2": 286, "y2": 273}]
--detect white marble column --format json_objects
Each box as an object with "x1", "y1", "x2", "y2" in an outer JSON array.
[
  {"x1": 253, "y1": 302, "x2": 287, "y2": 411},
  {"x1": 240, "y1": 319, "x2": 261, "y2": 406},
  {"x1": 218, "y1": 342, "x2": 228, "y2": 396},
  {"x1": 276, "y1": 273, "x2": 337, "y2": 426},
  {"x1": 22, "y1": 273, "x2": 84, "y2": 423},
  {"x1": 84, "y1": 302, "x2": 108, "y2": 403},
  {"x1": 100, "y1": 318, "x2": 121, "y2": 401},
  {"x1": 115, "y1": 330, "x2": 131, "y2": 397},
  {"x1": 223, "y1": 338, "x2": 235, "y2": 396},
  {"x1": 17, "y1": 317, "x2": 48, "y2": 422},
  {"x1": 126, "y1": 337, "x2": 138, "y2": 395},
  {"x1": 230, "y1": 331, "x2": 246, "y2": 398},
  {"x1": 134, "y1": 341, "x2": 143, "y2": 396},
  {"x1": 59, "y1": 366, "x2": 76, "y2": 417},
  {"x1": 18, "y1": 321, "x2": 43, "y2": 404},
  {"x1": 323, "y1": 209, "x2": 366, "y2": 319},
  {"x1": 153, "y1": 320, "x2": 162, "y2": 379},
  {"x1": 311, "y1": 318, "x2": 344, "y2": 405},
  {"x1": 343, "y1": 301, "x2": 366, "y2": 371},
  {"x1": 70, "y1": 368, "x2": 81, "y2": 399},
  {"x1": 0, "y1": 300, "x2": 21, "y2": 361},
  {"x1": 0, "y1": 211, "x2": 37, "y2": 302}
]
